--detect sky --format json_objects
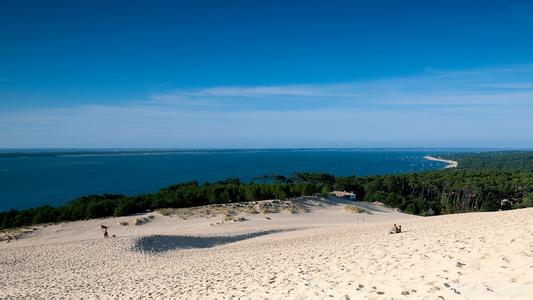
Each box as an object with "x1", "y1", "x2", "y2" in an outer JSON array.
[{"x1": 1, "y1": 0, "x2": 533, "y2": 148}]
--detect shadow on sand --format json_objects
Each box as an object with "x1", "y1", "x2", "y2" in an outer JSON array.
[{"x1": 132, "y1": 229, "x2": 294, "y2": 253}]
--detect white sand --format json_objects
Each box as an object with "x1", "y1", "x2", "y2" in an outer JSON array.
[
  {"x1": 425, "y1": 155, "x2": 459, "y2": 168},
  {"x1": 1, "y1": 198, "x2": 532, "y2": 299}
]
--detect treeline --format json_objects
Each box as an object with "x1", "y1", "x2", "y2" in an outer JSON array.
[
  {"x1": 359, "y1": 170, "x2": 533, "y2": 215},
  {"x1": 2, "y1": 152, "x2": 533, "y2": 230},
  {"x1": 444, "y1": 151, "x2": 533, "y2": 172},
  {"x1": 0, "y1": 173, "x2": 362, "y2": 229}
]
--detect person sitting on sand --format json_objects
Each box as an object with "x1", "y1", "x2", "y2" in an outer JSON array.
[
  {"x1": 389, "y1": 224, "x2": 398, "y2": 234},
  {"x1": 396, "y1": 225, "x2": 402, "y2": 233}
]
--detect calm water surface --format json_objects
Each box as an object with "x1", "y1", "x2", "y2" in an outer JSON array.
[{"x1": 0, "y1": 149, "x2": 464, "y2": 211}]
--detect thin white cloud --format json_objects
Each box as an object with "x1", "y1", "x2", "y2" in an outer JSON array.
[
  {"x1": 1, "y1": 64, "x2": 533, "y2": 148},
  {"x1": 477, "y1": 83, "x2": 533, "y2": 89},
  {"x1": 1, "y1": 104, "x2": 532, "y2": 148},
  {"x1": 145, "y1": 64, "x2": 533, "y2": 110},
  {"x1": 189, "y1": 85, "x2": 330, "y2": 97}
]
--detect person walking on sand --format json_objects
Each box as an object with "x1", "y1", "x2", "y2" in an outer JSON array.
[{"x1": 104, "y1": 228, "x2": 109, "y2": 238}]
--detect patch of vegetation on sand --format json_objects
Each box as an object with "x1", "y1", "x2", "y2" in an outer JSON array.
[
  {"x1": 134, "y1": 215, "x2": 155, "y2": 225},
  {"x1": 223, "y1": 215, "x2": 248, "y2": 222},
  {"x1": 157, "y1": 197, "x2": 315, "y2": 219},
  {"x1": 344, "y1": 205, "x2": 369, "y2": 214},
  {"x1": 0, "y1": 227, "x2": 37, "y2": 242}
]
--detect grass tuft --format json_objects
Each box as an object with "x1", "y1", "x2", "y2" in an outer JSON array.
[{"x1": 344, "y1": 205, "x2": 368, "y2": 214}]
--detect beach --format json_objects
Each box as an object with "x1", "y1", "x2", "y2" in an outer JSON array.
[
  {"x1": 1, "y1": 197, "x2": 531, "y2": 299},
  {"x1": 424, "y1": 155, "x2": 459, "y2": 169}
]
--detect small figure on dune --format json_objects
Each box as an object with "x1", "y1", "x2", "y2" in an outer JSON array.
[
  {"x1": 389, "y1": 224, "x2": 402, "y2": 234},
  {"x1": 389, "y1": 224, "x2": 398, "y2": 234},
  {"x1": 101, "y1": 224, "x2": 110, "y2": 238}
]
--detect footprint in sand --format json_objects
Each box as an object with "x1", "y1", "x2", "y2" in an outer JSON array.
[
  {"x1": 483, "y1": 283, "x2": 494, "y2": 292},
  {"x1": 429, "y1": 286, "x2": 441, "y2": 292}
]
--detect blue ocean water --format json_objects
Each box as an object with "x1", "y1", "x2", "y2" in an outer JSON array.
[{"x1": 0, "y1": 149, "x2": 463, "y2": 211}]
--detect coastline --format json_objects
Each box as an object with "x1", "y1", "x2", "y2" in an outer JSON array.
[
  {"x1": 0, "y1": 150, "x2": 457, "y2": 211},
  {"x1": 424, "y1": 155, "x2": 459, "y2": 169}
]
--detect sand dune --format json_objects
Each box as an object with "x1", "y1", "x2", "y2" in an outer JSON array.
[
  {"x1": 424, "y1": 155, "x2": 459, "y2": 168},
  {"x1": 1, "y1": 197, "x2": 531, "y2": 299}
]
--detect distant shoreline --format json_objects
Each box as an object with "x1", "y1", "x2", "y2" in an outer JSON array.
[{"x1": 424, "y1": 155, "x2": 458, "y2": 169}]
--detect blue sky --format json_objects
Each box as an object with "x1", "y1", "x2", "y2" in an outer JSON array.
[{"x1": 1, "y1": 0, "x2": 533, "y2": 148}]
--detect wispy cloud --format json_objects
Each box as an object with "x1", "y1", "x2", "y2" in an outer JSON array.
[
  {"x1": 146, "y1": 64, "x2": 533, "y2": 110},
  {"x1": 1, "y1": 64, "x2": 533, "y2": 148}
]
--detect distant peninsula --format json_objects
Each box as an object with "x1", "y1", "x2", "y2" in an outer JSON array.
[{"x1": 424, "y1": 155, "x2": 459, "y2": 168}]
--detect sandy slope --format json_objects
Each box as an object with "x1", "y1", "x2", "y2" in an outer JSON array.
[
  {"x1": 1, "y1": 198, "x2": 531, "y2": 299},
  {"x1": 424, "y1": 156, "x2": 459, "y2": 169}
]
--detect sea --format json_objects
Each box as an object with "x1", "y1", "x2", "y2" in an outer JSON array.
[{"x1": 0, "y1": 148, "x2": 468, "y2": 211}]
